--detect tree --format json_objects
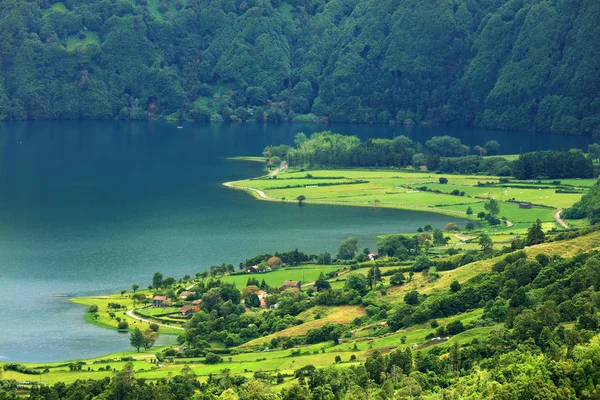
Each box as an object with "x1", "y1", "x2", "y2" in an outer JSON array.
[
  {"x1": 445, "y1": 222, "x2": 458, "y2": 232},
  {"x1": 205, "y1": 352, "x2": 222, "y2": 364},
  {"x1": 479, "y1": 233, "x2": 493, "y2": 252},
  {"x1": 477, "y1": 211, "x2": 486, "y2": 220},
  {"x1": 424, "y1": 225, "x2": 433, "y2": 232},
  {"x1": 439, "y1": 177, "x2": 448, "y2": 184},
  {"x1": 245, "y1": 293, "x2": 261, "y2": 308},
  {"x1": 337, "y1": 236, "x2": 358, "y2": 260},
  {"x1": 474, "y1": 145, "x2": 487, "y2": 156},
  {"x1": 242, "y1": 285, "x2": 260, "y2": 298},
  {"x1": 390, "y1": 272, "x2": 406, "y2": 286},
  {"x1": 426, "y1": 136, "x2": 464, "y2": 157},
  {"x1": 484, "y1": 198, "x2": 500, "y2": 216},
  {"x1": 367, "y1": 266, "x2": 382, "y2": 288},
  {"x1": 152, "y1": 272, "x2": 163, "y2": 288},
  {"x1": 296, "y1": 195, "x2": 306, "y2": 205},
  {"x1": 466, "y1": 222, "x2": 475, "y2": 230},
  {"x1": 412, "y1": 153, "x2": 426, "y2": 167},
  {"x1": 132, "y1": 284, "x2": 139, "y2": 293},
  {"x1": 404, "y1": 290, "x2": 420, "y2": 305},
  {"x1": 334, "y1": 355, "x2": 342, "y2": 363},
  {"x1": 484, "y1": 140, "x2": 500, "y2": 155},
  {"x1": 344, "y1": 274, "x2": 369, "y2": 296},
  {"x1": 446, "y1": 320, "x2": 465, "y2": 335},
  {"x1": 466, "y1": 206, "x2": 473, "y2": 215},
  {"x1": 314, "y1": 273, "x2": 331, "y2": 291},
  {"x1": 130, "y1": 328, "x2": 145, "y2": 352},
  {"x1": 118, "y1": 321, "x2": 129, "y2": 330},
  {"x1": 267, "y1": 256, "x2": 282, "y2": 268},
  {"x1": 526, "y1": 219, "x2": 545, "y2": 245},
  {"x1": 143, "y1": 331, "x2": 157, "y2": 350},
  {"x1": 588, "y1": 143, "x2": 600, "y2": 161},
  {"x1": 433, "y1": 229, "x2": 446, "y2": 246},
  {"x1": 450, "y1": 280, "x2": 461, "y2": 292}
]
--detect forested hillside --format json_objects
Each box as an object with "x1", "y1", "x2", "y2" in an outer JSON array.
[{"x1": 0, "y1": 0, "x2": 599, "y2": 134}]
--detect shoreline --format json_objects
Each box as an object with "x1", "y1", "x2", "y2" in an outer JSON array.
[{"x1": 223, "y1": 180, "x2": 479, "y2": 220}]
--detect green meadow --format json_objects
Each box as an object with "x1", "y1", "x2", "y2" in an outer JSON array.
[
  {"x1": 219, "y1": 265, "x2": 344, "y2": 288},
  {"x1": 229, "y1": 168, "x2": 591, "y2": 229}
]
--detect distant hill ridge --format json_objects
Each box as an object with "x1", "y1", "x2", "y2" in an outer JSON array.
[{"x1": 0, "y1": 0, "x2": 598, "y2": 134}]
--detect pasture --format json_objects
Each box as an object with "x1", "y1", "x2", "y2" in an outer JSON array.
[{"x1": 230, "y1": 168, "x2": 591, "y2": 228}]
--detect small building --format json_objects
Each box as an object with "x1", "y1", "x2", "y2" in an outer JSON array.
[
  {"x1": 192, "y1": 299, "x2": 202, "y2": 312},
  {"x1": 179, "y1": 291, "x2": 193, "y2": 300},
  {"x1": 519, "y1": 202, "x2": 533, "y2": 209},
  {"x1": 179, "y1": 305, "x2": 193, "y2": 316},
  {"x1": 246, "y1": 265, "x2": 258, "y2": 273},
  {"x1": 281, "y1": 281, "x2": 302, "y2": 291},
  {"x1": 368, "y1": 251, "x2": 379, "y2": 261},
  {"x1": 152, "y1": 296, "x2": 171, "y2": 308}
]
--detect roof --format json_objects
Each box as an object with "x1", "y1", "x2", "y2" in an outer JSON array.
[
  {"x1": 179, "y1": 306, "x2": 193, "y2": 312},
  {"x1": 282, "y1": 281, "x2": 300, "y2": 287},
  {"x1": 191, "y1": 299, "x2": 202, "y2": 305},
  {"x1": 153, "y1": 295, "x2": 167, "y2": 301},
  {"x1": 179, "y1": 291, "x2": 193, "y2": 297}
]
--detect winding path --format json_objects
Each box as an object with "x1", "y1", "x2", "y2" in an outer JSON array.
[
  {"x1": 555, "y1": 209, "x2": 569, "y2": 229},
  {"x1": 453, "y1": 233, "x2": 471, "y2": 241},
  {"x1": 126, "y1": 309, "x2": 185, "y2": 331},
  {"x1": 223, "y1": 182, "x2": 272, "y2": 200}
]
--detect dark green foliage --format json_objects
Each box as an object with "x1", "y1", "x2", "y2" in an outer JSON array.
[
  {"x1": 389, "y1": 272, "x2": 406, "y2": 286},
  {"x1": 0, "y1": 0, "x2": 598, "y2": 133},
  {"x1": 564, "y1": 180, "x2": 600, "y2": 223},
  {"x1": 337, "y1": 236, "x2": 358, "y2": 260},
  {"x1": 526, "y1": 219, "x2": 545, "y2": 245},
  {"x1": 513, "y1": 150, "x2": 594, "y2": 179},
  {"x1": 343, "y1": 274, "x2": 369, "y2": 296},
  {"x1": 314, "y1": 273, "x2": 331, "y2": 291}
]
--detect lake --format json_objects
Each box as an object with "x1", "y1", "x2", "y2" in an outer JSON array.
[{"x1": 0, "y1": 121, "x2": 593, "y2": 362}]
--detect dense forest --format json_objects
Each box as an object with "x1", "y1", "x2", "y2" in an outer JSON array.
[{"x1": 0, "y1": 0, "x2": 599, "y2": 134}]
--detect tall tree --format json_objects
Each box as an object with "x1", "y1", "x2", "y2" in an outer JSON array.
[
  {"x1": 130, "y1": 328, "x2": 145, "y2": 352},
  {"x1": 526, "y1": 219, "x2": 545, "y2": 245}
]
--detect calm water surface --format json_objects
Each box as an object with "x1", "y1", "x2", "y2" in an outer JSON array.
[{"x1": 0, "y1": 121, "x2": 593, "y2": 362}]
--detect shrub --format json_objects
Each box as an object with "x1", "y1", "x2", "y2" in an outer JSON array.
[{"x1": 205, "y1": 352, "x2": 222, "y2": 364}]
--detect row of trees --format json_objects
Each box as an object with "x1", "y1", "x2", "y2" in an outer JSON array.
[
  {"x1": 271, "y1": 132, "x2": 597, "y2": 179},
  {"x1": 280, "y1": 132, "x2": 502, "y2": 169}
]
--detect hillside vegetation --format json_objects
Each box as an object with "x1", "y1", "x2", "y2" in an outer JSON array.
[
  {"x1": 4, "y1": 228, "x2": 600, "y2": 398},
  {"x1": 0, "y1": 0, "x2": 599, "y2": 134}
]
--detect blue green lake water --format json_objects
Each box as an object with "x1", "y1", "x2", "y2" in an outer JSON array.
[{"x1": 0, "y1": 121, "x2": 592, "y2": 362}]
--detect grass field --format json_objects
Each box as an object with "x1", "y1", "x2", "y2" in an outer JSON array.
[
  {"x1": 240, "y1": 305, "x2": 365, "y2": 348},
  {"x1": 228, "y1": 168, "x2": 589, "y2": 229},
  {"x1": 219, "y1": 265, "x2": 344, "y2": 288},
  {"x1": 71, "y1": 292, "x2": 183, "y2": 335}
]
